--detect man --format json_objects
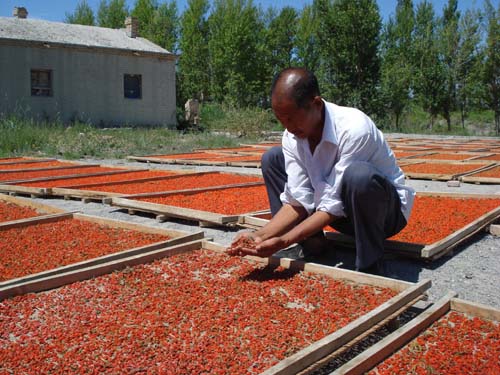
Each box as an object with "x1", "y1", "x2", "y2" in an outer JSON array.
[{"x1": 231, "y1": 67, "x2": 415, "y2": 274}]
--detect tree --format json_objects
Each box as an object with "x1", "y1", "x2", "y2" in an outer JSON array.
[
  {"x1": 315, "y1": 0, "x2": 382, "y2": 117},
  {"x1": 97, "y1": 0, "x2": 129, "y2": 29},
  {"x1": 438, "y1": 0, "x2": 460, "y2": 131},
  {"x1": 413, "y1": 1, "x2": 445, "y2": 129},
  {"x1": 178, "y1": 0, "x2": 210, "y2": 102},
  {"x1": 264, "y1": 7, "x2": 297, "y2": 76},
  {"x1": 65, "y1": 0, "x2": 95, "y2": 26},
  {"x1": 483, "y1": 0, "x2": 500, "y2": 135},
  {"x1": 455, "y1": 9, "x2": 483, "y2": 128},
  {"x1": 380, "y1": 0, "x2": 415, "y2": 130},
  {"x1": 208, "y1": 0, "x2": 265, "y2": 107},
  {"x1": 131, "y1": 0, "x2": 156, "y2": 37},
  {"x1": 149, "y1": 1, "x2": 179, "y2": 51},
  {"x1": 295, "y1": 5, "x2": 320, "y2": 72}
]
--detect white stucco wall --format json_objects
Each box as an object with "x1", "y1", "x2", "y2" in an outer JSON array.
[{"x1": 0, "y1": 43, "x2": 176, "y2": 127}]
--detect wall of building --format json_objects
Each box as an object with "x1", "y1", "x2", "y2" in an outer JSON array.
[{"x1": 0, "y1": 43, "x2": 176, "y2": 127}]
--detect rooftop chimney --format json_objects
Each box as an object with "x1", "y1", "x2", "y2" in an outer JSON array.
[
  {"x1": 125, "y1": 17, "x2": 139, "y2": 38},
  {"x1": 13, "y1": 7, "x2": 28, "y2": 19}
]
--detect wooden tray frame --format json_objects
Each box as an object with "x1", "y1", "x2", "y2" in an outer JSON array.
[
  {"x1": 0, "y1": 212, "x2": 204, "y2": 295},
  {"x1": 0, "y1": 238, "x2": 430, "y2": 375},
  {"x1": 127, "y1": 152, "x2": 228, "y2": 166},
  {"x1": 239, "y1": 193, "x2": 500, "y2": 260},
  {"x1": 50, "y1": 170, "x2": 261, "y2": 202},
  {"x1": 401, "y1": 160, "x2": 495, "y2": 181},
  {"x1": 459, "y1": 163, "x2": 500, "y2": 184},
  {"x1": 0, "y1": 193, "x2": 66, "y2": 216},
  {"x1": 0, "y1": 157, "x2": 55, "y2": 166},
  {"x1": 333, "y1": 292, "x2": 500, "y2": 375},
  {"x1": 110, "y1": 181, "x2": 266, "y2": 226}
]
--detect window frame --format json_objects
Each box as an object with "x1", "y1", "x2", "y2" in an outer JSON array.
[
  {"x1": 124, "y1": 74, "x2": 142, "y2": 99},
  {"x1": 31, "y1": 69, "x2": 53, "y2": 97}
]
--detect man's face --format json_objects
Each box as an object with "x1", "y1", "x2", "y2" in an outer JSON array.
[{"x1": 272, "y1": 96, "x2": 321, "y2": 139}]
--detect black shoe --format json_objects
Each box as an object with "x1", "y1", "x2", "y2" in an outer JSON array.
[{"x1": 356, "y1": 260, "x2": 384, "y2": 276}]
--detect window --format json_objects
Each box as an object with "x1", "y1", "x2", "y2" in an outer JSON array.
[
  {"x1": 124, "y1": 74, "x2": 142, "y2": 99},
  {"x1": 31, "y1": 69, "x2": 52, "y2": 97}
]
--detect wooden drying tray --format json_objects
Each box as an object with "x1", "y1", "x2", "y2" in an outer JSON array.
[
  {"x1": 0, "y1": 157, "x2": 55, "y2": 166},
  {"x1": 324, "y1": 192, "x2": 500, "y2": 260},
  {"x1": 50, "y1": 170, "x2": 258, "y2": 202},
  {"x1": 401, "y1": 160, "x2": 495, "y2": 181},
  {"x1": 0, "y1": 162, "x2": 100, "y2": 175},
  {"x1": 110, "y1": 181, "x2": 266, "y2": 226},
  {"x1": 0, "y1": 193, "x2": 66, "y2": 216},
  {"x1": 0, "y1": 238, "x2": 430, "y2": 375},
  {"x1": 127, "y1": 152, "x2": 228, "y2": 166},
  {"x1": 0, "y1": 212, "x2": 204, "y2": 297},
  {"x1": 405, "y1": 152, "x2": 495, "y2": 163},
  {"x1": 238, "y1": 193, "x2": 500, "y2": 260},
  {"x1": 333, "y1": 292, "x2": 500, "y2": 375},
  {"x1": 0, "y1": 168, "x2": 147, "y2": 197},
  {"x1": 460, "y1": 163, "x2": 500, "y2": 184}
]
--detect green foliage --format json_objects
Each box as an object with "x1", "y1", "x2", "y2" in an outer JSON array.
[
  {"x1": 131, "y1": 0, "x2": 156, "y2": 36},
  {"x1": 380, "y1": 0, "x2": 415, "y2": 130},
  {"x1": 315, "y1": 0, "x2": 382, "y2": 117},
  {"x1": 97, "y1": 0, "x2": 129, "y2": 29},
  {"x1": 207, "y1": 0, "x2": 266, "y2": 108},
  {"x1": 483, "y1": 0, "x2": 500, "y2": 135},
  {"x1": 178, "y1": 0, "x2": 210, "y2": 103},
  {"x1": 200, "y1": 103, "x2": 278, "y2": 135},
  {"x1": 413, "y1": 1, "x2": 446, "y2": 129},
  {"x1": 295, "y1": 5, "x2": 320, "y2": 71},
  {"x1": 0, "y1": 114, "x2": 253, "y2": 159},
  {"x1": 65, "y1": 0, "x2": 95, "y2": 25}
]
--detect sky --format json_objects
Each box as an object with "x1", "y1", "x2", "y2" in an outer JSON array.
[{"x1": 0, "y1": 0, "x2": 497, "y2": 22}]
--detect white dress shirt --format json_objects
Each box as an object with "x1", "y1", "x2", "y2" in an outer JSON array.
[{"x1": 280, "y1": 100, "x2": 415, "y2": 221}]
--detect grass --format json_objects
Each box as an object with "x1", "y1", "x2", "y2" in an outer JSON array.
[
  {"x1": 0, "y1": 114, "x2": 260, "y2": 160},
  {"x1": 1, "y1": 104, "x2": 497, "y2": 160}
]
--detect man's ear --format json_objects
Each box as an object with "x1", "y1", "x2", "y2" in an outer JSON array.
[{"x1": 312, "y1": 96, "x2": 323, "y2": 109}]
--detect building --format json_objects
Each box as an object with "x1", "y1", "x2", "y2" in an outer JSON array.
[{"x1": 0, "y1": 7, "x2": 177, "y2": 127}]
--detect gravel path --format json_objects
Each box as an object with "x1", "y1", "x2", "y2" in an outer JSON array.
[{"x1": 32, "y1": 156, "x2": 500, "y2": 309}]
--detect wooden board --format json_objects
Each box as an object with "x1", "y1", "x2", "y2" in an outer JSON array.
[
  {"x1": 0, "y1": 213, "x2": 204, "y2": 293},
  {"x1": 127, "y1": 155, "x2": 227, "y2": 166},
  {"x1": 0, "y1": 157, "x2": 55, "y2": 166},
  {"x1": 241, "y1": 192, "x2": 500, "y2": 260},
  {"x1": 50, "y1": 171, "x2": 262, "y2": 202},
  {"x1": 110, "y1": 182, "x2": 266, "y2": 226},
  {"x1": 460, "y1": 163, "x2": 500, "y2": 184},
  {"x1": 332, "y1": 293, "x2": 500, "y2": 375},
  {"x1": 402, "y1": 161, "x2": 495, "y2": 181},
  {"x1": 328, "y1": 192, "x2": 500, "y2": 259},
  {"x1": 0, "y1": 239, "x2": 430, "y2": 375},
  {"x1": 0, "y1": 193, "x2": 66, "y2": 215}
]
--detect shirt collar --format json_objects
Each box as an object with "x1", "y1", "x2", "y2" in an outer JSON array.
[{"x1": 321, "y1": 100, "x2": 338, "y2": 146}]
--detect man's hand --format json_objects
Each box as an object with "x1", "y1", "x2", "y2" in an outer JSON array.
[
  {"x1": 239, "y1": 236, "x2": 288, "y2": 258},
  {"x1": 226, "y1": 231, "x2": 261, "y2": 256}
]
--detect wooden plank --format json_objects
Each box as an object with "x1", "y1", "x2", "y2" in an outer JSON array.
[
  {"x1": 0, "y1": 239, "x2": 205, "y2": 301},
  {"x1": 333, "y1": 294, "x2": 500, "y2": 375},
  {"x1": 0, "y1": 212, "x2": 75, "y2": 230},
  {"x1": 450, "y1": 298, "x2": 500, "y2": 321},
  {"x1": 325, "y1": 192, "x2": 500, "y2": 259},
  {"x1": 111, "y1": 196, "x2": 239, "y2": 225},
  {"x1": 260, "y1": 279, "x2": 431, "y2": 375},
  {"x1": 422, "y1": 205, "x2": 500, "y2": 258},
  {"x1": 121, "y1": 181, "x2": 264, "y2": 199},
  {"x1": 1, "y1": 169, "x2": 135, "y2": 185},
  {"x1": 0, "y1": 184, "x2": 51, "y2": 196},
  {"x1": 51, "y1": 187, "x2": 124, "y2": 200},
  {"x1": 0, "y1": 193, "x2": 65, "y2": 214},
  {"x1": 332, "y1": 292, "x2": 456, "y2": 375},
  {"x1": 0, "y1": 214, "x2": 204, "y2": 289},
  {"x1": 0, "y1": 163, "x2": 99, "y2": 174},
  {"x1": 0, "y1": 158, "x2": 55, "y2": 166}
]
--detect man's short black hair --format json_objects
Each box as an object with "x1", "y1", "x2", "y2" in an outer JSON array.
[{"x1": 271, "y1": 67, "x2": 321, "y2": 108}]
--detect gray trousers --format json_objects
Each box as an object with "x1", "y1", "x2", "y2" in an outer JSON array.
[{"x1": 261, "y1": 146, "x2": 407, "y2": 269}]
